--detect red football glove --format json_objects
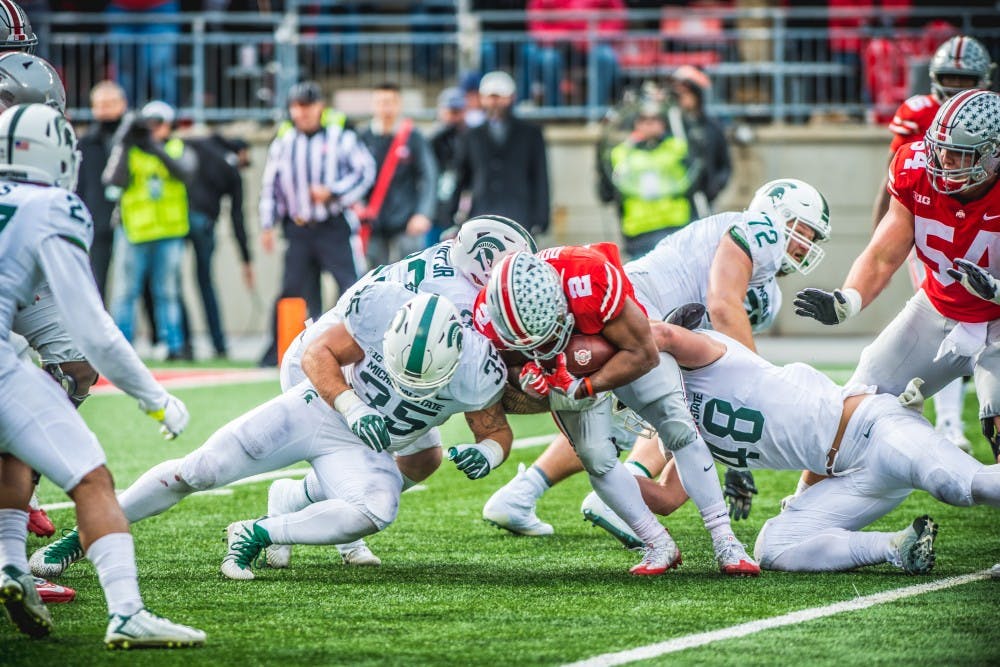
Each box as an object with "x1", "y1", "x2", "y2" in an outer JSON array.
[
  {"x1": 544, "y1": 354, "x2": 596, "y2": 412},
  {"x1": 519, "y1": 360, "x2": 550, "y2": 399}
]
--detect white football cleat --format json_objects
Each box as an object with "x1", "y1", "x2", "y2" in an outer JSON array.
[
  {"x1": 629, "y1": 533, "x2": 682, "y2": 576},
  {"x1": 29, "y1": 528, "x2": 83, "y2": 579},
  {"x1": 263, "y1": 544, "x2": 291, "y2": 569},
  {"x1": 0, "y1": 565, "x2": 52, "y2": 638},
  {"x1": 339, "y1": 541, "x2": 382, "y2": 566},
  {"x1": 220, "y1": 521, "x2": 270, "y2": 581},
  {"x1": 581, "y1": 491, "x2": 643, "y2": 550},
  {"x1": 891, "y1": 515, "x2": 937, "y2": 575},
  {"x1": 937, "y1": 421, "x2": 973, "y2": 454},
  {"x1": 989, "y1": 563, "x2": 1000, "y2": 579},
  {"x1": 482, "y1": 464, "x2": 553, "y2": 536},
  {"x1": 714, "y1": 534, "x2": 761, "y2": 577},
  {"x1": 105, "y1": 608, "x2": 206, "y2": 649}
]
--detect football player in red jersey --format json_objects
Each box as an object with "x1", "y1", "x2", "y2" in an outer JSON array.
[
  {"x1": 474, "y1": 243, "x2": 760, "y2": 576},
  {"x1": 869, "y1": 36, "x2": 995, "y2": 453},
  {"x1": 796, "y1": 90, "x2": 1000, "y2": 480}
]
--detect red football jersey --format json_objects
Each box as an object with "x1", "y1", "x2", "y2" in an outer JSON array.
[
  {"x1": 888, "y1": 94, "x2": 940, "y2": 155},
  {"x1": 473, "y1": 242, "x2": 641, "y2": 346},
  {"x1": 888, "y1": 141, "x2": 1000, "y2": 322}
]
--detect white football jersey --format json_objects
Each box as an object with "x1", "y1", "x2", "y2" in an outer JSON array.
[
  {"x1": 681, "y1": 330, "x2": 844, "y2": 474},
  {"x1": 340, "y1": 281, "x2": 506, "y2": 451},
  {"x1": 626, "y1": 211, "x2": 784, "y2": 331},
  {"x1": 0, "y1": 181, "x2": 93, "y2": 336}
]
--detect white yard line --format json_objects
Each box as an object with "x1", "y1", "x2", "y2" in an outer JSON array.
[
  {"x1": 562, "y1": 571, "x2": 993, "y2": 667},
  {"x1": 89, "y1": 368, "x2": 280, "y2": 395}
]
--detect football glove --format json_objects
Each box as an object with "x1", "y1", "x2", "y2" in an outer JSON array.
[
  {"x1": 947, "y1": 259, "x2": 1000, "y2": 305},
  {"x1": 519, "y1": 360, "x2": 550, "y2": 400},
  {"x1": 664, "y1": 302, "x2": 707, "y2": 330},
  {"x1": 545, "y1": 354, "x2": 597, "y2": 412},
  {"x1": 334, "y1": 390, "x2": 390, "y2": 453},
  {"x1": 981, "y1": 417, "x2": 1000, "y2": 462},
  {"x1": 793, "y1": 288, "x2": 862, "y2": 325},
  {"x1": 447, "y1": 439, "x2": 504, "y2": 480},
  {"x1": 138, "y1": 394, "x2": 189, "y2": 440},
  {"x1": 723, "y1": 468, "x2": 757, "y2": 521},
  {"x1": 898, "y1": 377, "x2": 926, "y2": 412}
]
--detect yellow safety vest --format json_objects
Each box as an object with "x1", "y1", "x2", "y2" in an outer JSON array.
[
  {"x1": 120, "y1": 138, "x2": 189, "y2": 243},
  {"x1": 610, "y1": 137, "x2": 691, "y2": 238}
]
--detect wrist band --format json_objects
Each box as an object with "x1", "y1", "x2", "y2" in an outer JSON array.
[{"x1": 581, "y1": 377, "x2": 595, "y2": 397}]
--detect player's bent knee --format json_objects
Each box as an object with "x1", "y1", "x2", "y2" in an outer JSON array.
[
  {"x1": 358, "y1": 489, "x2": 399, "y2": 531},
  {"x1": 69, "y1": 464, "x2": 115, "y2": 497},
  {"x1": 652, "y1": 417, "x2": 699, "y2": 452},
  {"x1": 177, "y1": 449, "x2": 226, "y2": 491},
  {"x1": 926, "y1": 467, "x2": 974, "y2": 506},
  {"x1": 753, "y1": 520, "x2": 788, "y2": 570},
  {"x1": 577, "y1": 447, "x2": 618, "y2": 476}
]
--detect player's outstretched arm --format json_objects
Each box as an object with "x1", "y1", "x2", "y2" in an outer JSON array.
[
  {"x1": 648, "y1": 322, "x2": 725, "y2": 369},
  {"x1": 588, "y1": 299, "x2": 660, "y2": 393},
  {"x1": 448, "y1": 402, "x2": 513, "y2": 480},
  {"x1": 38, "y1": 236, "x2": 187, "y2": 439},
  {"x1": 706, "y1": 234, "x2": 756, "y2": 351},
  {"x1": 301, "y1": 324, "x2": 390, "y2": 453}
]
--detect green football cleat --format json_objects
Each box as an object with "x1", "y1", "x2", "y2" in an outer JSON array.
[
  {"x1": 0, "y1": 565, "x2": 53, "y2": 638},
  {"x1": 220, "y1": 520, "x2": 271, "y2": 581},
  {"x1": 29, "y1": 528, "x2": 83, "y2": 579},
  {"x1": 105, "y1": 608, "x2": 206, "y2": 649}
]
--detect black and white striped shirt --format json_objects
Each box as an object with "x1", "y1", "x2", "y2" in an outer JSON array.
[{"x1": 258, "y1": 121, "x2": 375, "y2": 230}]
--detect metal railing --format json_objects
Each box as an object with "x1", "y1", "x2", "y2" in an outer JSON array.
[{"x1": 36, "y1": 6, "x2": 1000, "y2": 124}]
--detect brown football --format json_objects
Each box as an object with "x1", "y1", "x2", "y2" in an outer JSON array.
[{"x1": 562, "y1": 334, "x2": 618, "y2": 377}]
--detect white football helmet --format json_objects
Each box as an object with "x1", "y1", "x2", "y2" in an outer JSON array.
[
  {"x1": 383, "y1": 293, "x2": 464, "y2": 401},
  {"x1": 0, "y1": 1, "x2": 35, "y2": 55},
  {"x1": 0, "y1": 103, "x2": 79, "y2": 190},
  {"x1": 0, "y1": 52, "x2": 66, "y2": 113},
  {"x1": 451, "y1": 214, "x2": 538, "y2": 288},
  {"x1": 924, "y1": 89, "x2": 1000, "y2": 195},
  {"x1": 747, "y1": 178, "x2": 831, "y2": 275},
  {"x1": 929, "y1": 36, "x2": 995, "y2": 102},
  {"x1": 486, "y1": 252, "x2": 574, "y2": 360}
]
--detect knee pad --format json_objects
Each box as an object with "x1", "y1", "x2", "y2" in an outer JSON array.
[
  {"x1": 177, "y1": 447, "x2": 226, "y2": 492},
  {"x1": 637, "y1": 398, "x2": 698, "y2": 452},
  {"x1": 357, "y1": 487, "x2": 399, "y2": 531},
  {"x1": 575, "y1": 441, "x2": 619, "y2": 476},
  {"x1": 924, "y1": 466, "x2": 974, "y2": 506}
]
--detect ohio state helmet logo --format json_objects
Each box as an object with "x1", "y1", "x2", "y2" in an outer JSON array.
[{"x1": 573, "y1": 349, "x2": 592, "y2": 367}]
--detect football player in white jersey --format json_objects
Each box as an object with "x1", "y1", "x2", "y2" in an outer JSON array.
[
  {"x1": 32, "y1": 283, "x2": 513, "y2": 582},
  {"x1": 635, "y1": 321, "x2": 1000, "y2": 574},
  {"x1": 0, "y1": 104, "x2": 204, "y2": 647},
  {"x1": 482, "y1": 179, "x2": 831, "y2": 543},
  {"x1": 268, "y1": 213, "x2": 535, "y2": 566}
]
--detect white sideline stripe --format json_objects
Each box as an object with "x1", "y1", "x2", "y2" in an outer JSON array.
[
  {"x1": 562, "y1": 572, "x2": 992, "y2": 667},
  {"x1": 38, "y1": 434, "x2": 553, "y2": 511}
]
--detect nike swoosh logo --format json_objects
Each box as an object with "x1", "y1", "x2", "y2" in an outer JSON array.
[
  {"x1": 703, "y1": 465, "x2": 714, "y2": 472},
  {"x1": 985, "y1": 213, "x2": 1000, "y2": 221},
  {"x1": 862, "y1": 422, "x2": 874, "y2": 438}
]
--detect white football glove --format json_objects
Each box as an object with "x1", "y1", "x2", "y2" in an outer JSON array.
[
  {"x1": 947, "y1": 259, "x2": 1000, "y2": 305},
  {"x1": 138, "y1": 394, "x2": 189, "y2": 440},
  {"x1": 898, "y1": 377, "x2": 926, "y2": 412},
  {"x1": 447, "y1": 439, "x2": 504, "y2": 480},
  {"x1": 334, "y1": 389, "x2": 390, "y2": 453}
]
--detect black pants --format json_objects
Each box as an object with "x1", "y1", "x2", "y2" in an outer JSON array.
[
  {"x1": 90, "y1": 231, "x2": 114, "y2": 305},
  {"x1": 259, "y1": 216, "x2": 362, "y2": 366}
]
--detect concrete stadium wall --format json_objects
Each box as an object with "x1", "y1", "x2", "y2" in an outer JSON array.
[{"x1": 186, "y1": 122, "x2": 909, "y2": 341}]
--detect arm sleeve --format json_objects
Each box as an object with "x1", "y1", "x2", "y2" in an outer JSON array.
[
  {"x1": 37, "y1": 236, "x2": 168, "y2": 408},
  {"x1": 258, "y1": 137, "x2": 283, "y2": 230},
  {"x1": 413, "y1": 132, "x2": 438, "y2": 219},
  {"x1": 331, "y1": 129, "x2": 376, "y2": 207}
]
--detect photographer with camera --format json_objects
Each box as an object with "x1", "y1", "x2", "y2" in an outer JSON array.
[{"x1": 104, "y1": 101, "x2": 196, "y2": 360}]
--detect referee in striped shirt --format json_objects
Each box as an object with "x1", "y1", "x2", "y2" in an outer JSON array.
[{"x1": 258, "y1": 81, "x2": 376, "y2": 366}]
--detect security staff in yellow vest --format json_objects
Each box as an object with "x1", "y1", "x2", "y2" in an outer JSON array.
[
  {"x1": 104, "y1": 100, "x2": 197, "y2": 360},
  {"x1": 599, "y1": 101, "x2": 693, "y2": 258}
]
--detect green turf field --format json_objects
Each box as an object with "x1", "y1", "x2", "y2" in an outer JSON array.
[{"x1": 9, "y1": 374, "x2": 1000, "y2": 665}]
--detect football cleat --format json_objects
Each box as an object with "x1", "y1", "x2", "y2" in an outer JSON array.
[
  {"x1": 339, "y1": 541, "x2": 382, "y2": 567},
  {"x1": 989, "y1": 563, "x2": 1000, "y2": 579},
  {"x1": 0, "y1": 565, "x2": 52, "y2": 638},
  {"x1": 105, "y1": 608, "x2": 206, "y2": 649},
  {"x1": 33, "y1": 577, "x2": 75, "y2": 604},
  {"x1": 263, "y1": 544, "x2": 290, "y2": 569},
  {"x1": 714, "y1": 534, "x2": 762, "y2": 577},
  {"x1": 891, "y1": 515, "x2": 938, "y2": 575},
  {"x1": 27, "y1": 494, "x2": 55, "y2": 538},
  {"x1": 629, "y1": 533, "x2": 682, "y2": 576},
  {"x1": 581, "y1": 491, "x2": 644, "y2": 550},
  {"x1": 937, "y1": 421, "x2": 973, "y2": 454},
  {"x1": 29, "y1": 528, "x2": 83, "y2": 578},
  {"x1": 482, "y1": 465, "x2": 553, "y2": 536},
  {"x1": 220, "y1": 521, "x2": 271, "y2": 581}
]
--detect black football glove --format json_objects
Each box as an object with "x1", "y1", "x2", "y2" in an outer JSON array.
[
  {"x1": 664, "y1": 302, "x2": 707, "y2": 330},
  {"x1": 793, "y1": 288, "x2": 859, "y2": 325},
  {"x1": 723, "y1": 468, "x2": 757, "y2": 521},
  {"x1": 947, "y1": 259, "x2": 1000, "y2": 305}
]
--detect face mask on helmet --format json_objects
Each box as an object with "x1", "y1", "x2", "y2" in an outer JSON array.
[
  {"x1": 0, "y1": 103, "x2": 80, "y2": 190},
  {"x1": 451, "y1": 215, "x2": 538, "y2": 288},
  {"x1": 0, "y1": 2, "x2": 36, "y2": 56},
  {"x1": 747, "y1": 178, "x2": 831, "y2": 276},
  {"x1": 924, "y1": 89, "x2": 1000, "y2": 195},
  {"x1": 383, "y1": 293, "x2": 464, "y2": 401},
  {"x1": 486, "y1": 252, "x2": 574, "y2": 360},
  {"x1": 929, "y1": 36, "x2": 995, "y2": 102}
]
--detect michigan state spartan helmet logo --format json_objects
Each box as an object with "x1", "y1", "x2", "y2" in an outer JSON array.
[{"x1": 452, "y1": 215, "x2": 538, "y2": 288}]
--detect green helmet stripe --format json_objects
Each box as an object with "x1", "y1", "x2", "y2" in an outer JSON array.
[
  {"x1": 405, "y1": 295, "x2": 438, "y2": 376},
  {"x1": 6, "y1": 103, "x2": 30, "y2": 168}
]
